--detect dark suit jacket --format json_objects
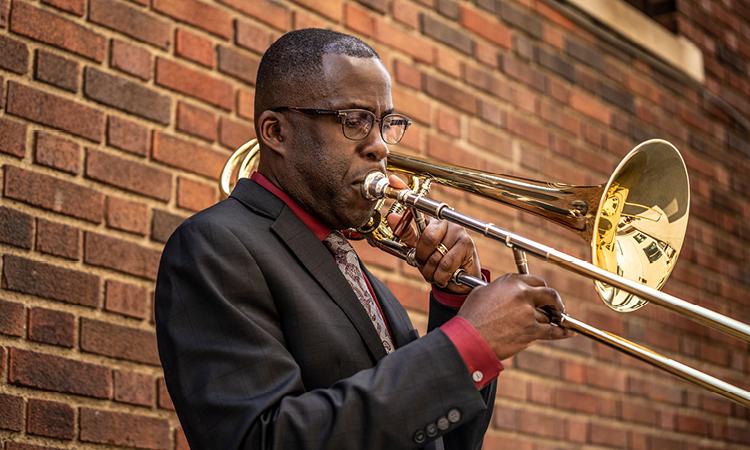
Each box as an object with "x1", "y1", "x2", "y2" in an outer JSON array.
[{"x1": 155, "y1": 178, "x2": 496, "y2": 450}]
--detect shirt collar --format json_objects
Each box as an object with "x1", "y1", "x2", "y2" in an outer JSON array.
[{"x1": 250, "y1": 172, "x2": 331, "y2": 240}]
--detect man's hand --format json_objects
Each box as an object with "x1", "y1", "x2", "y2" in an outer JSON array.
[
  {"x1": 458, "y1": 273, "x2": 574, "y2": 360},
  {"x1": 386, "y1": 175, "x2": 481, "y2": 294}
]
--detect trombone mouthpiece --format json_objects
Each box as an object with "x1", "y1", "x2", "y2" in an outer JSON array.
[{"x1": 361, "y1": 172, "x2": 389, "y2": 201}]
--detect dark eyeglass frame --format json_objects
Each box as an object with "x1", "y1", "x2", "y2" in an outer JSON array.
[{"x1": 270, "y1": 107, "x2": 412, "y2": 145}]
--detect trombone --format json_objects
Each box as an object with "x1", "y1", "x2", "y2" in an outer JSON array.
[{"x1": 220, "y1": 138, "x2": 750, "y2": 408}]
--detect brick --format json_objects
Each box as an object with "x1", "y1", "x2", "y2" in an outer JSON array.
[
  {"x1": 105, "y1": 196, "x2": 148, "y2": 236},
  {"x1": 106, "y1": 279, "x2": 149, "y2": 319},
  {"x1": 376, "y1": 19, "x2": 434, "y2": 64},
  {"x1": 570, "y1": 90, "x2": 611, "y2": 125},
  {"x1": 3, "y1": 255, "x2": 99, "y2": 307},
  {"x1": 26, "y1": 399, "x2": 75, "y2": 440},
  {"x1": 500, "y1": 55, "x2": 546, "y2": 92},
  {"x1": 175, "y1": 28, "x2": 214, "y2": 68},
  {"x1": 219, "y1": 0, "x2": 290, "y2": 31},
  {"x1": 156, "y1": 57, "x2": 233, "y2": 110},
  {"x1": 157, "y1": 378, "x2": 174, "y2": 410},
  {"x1": 34, "y1": 131, "x2": 81, "y2": 174},
  {"x1": 177, "y1": 177, "x2": 217, "y2": 212},
  {"x1": 0, "y1": 393, "x2": 24, "y2": 431},
  {"x1": 107, "y1": 116, "x2": 150, "y2": 156},
  {"x1": 0, "y1": 206, "x2": 34, "y2": 249},
  {"x1": 6, "y1": 444, "x2": 62, "y2": 450},
  {"x1": 114, "y1": 370, "x2": 154, "y2": 406},
  {"x1": 151, "y1": 209, "x2": 185, "y2": 243},
  {"x1": 535, "y1": 46, "x2": 575, "y2": 83},
  {"x1": 0, "y1": 116, "x2": 27, "y2": 158},
  {"x1": 519, "y1": 410, "x2": 564, "y2": 439},
  {"x1": 36, "y1": 218, "x2": 80, "y2": 260},
  {"x1": 219, "y1": 116, "x2": 254, "y2": 149},
  {"x1": 111, "y1": 40, "x2": 153, "y2": 81},
  {"x1": 468, "y1": 122, "x2": 511, "y2": 153},
  {"x1": 589, "y1": 423, "x2": 627, "y2": 448},
  {"x1": 237, "y1": 88, "x2": 254, "y2": 120},
  {"x1": 153, "y1": 0, "x2": 232, "y2": 39},
  {"x1": 0, "y1": 299, "x2": 25, "y2": 337},
  {"x1": 392, "y1": 0, "x2": 419, "y2": 28},
  {"x1": 436, "y1": 109, "x2": 460, "y2": 137},
  {"x1": 394, "y1": 59, "x2": 421, "y2": 90},
  {"x1": 84, "y1": 232, "x2": 159, "y2": 280},
  {"x1": 81, "y1": 318, "x2": 160, "y2": 365},
  {"x1": 477, "y1": 101, "x2": 506, "y2": 128},
  {"x1": 86, "y1": 149, "x2": 172, "y2": 201},
  {"x1": 500, "y1": 2, "x2": 542, "y2": 39},
  {"x1": 291, "y1": 0, "x2": 342, "y2": 21},
  {"x1": 436, "y1": 0, "x2": 458, "y2": 18},
  {"x1": 345, "y1": 3, "x2": 376, "y2": 36},
  {"x1": 90, "y1": 0, "x2": 171, "y2": 49},
  {"x1": 507, "y1": 113, "x2": 549, "y2": 147},
  {"x1": 217, "y1": 45, "x2": 260, "y2": 85},
  {"x1": 4, "y1": 165, "x2": 104, "y2": 223},
  {"x1": 28, "y1": 308, "x2": 75, "y2": 348},
  {"x1": 80, "y1": 408, "x2": 169, "y2": 449},
  {"x1": 423, "y1": 75, "x2": 477, "y2": 114},
  {"x1": 235, "y1": 20, "x2": 272, "y2": 54},
  {"x1": 565, "y1": 37, "x2": 604, "y2": 71},
  {"x1": 0, "y1": 35, "x2": 29, "y2": 74},
  {"x1": 34, "y1": 49, "x2": 78, "y2": 92},
  {"x1": 84, "y1": 68, "x2": 170, "y2": 125},
  {"x1": 514, "y1": 350, "x2": 561, "y2": 377},
  {"x1": 41, "y1": 0, "x2": 84, "y2": 16},
  {"x1": 420, "y1": 13, "x2": 473, "y2": 55},
  {"x1": 177, "y1": 101, "x2": 216, "y2": 142},
  {"x1": 152, "y1": 131, "x2": 227, "y2": 179},
  {"x1": 9, "y1": 348, "x2": 111, "y2": 398},
  {"x1": 175, "y1": 428, "x2": 189, "y2": 450},
  {"x1": 0, "y1": 0, "x2": 5, "y2": 27},
  {"x1": 459, "y1": 5, "x2": 512, "y2": 48},
  {"x1": 7, "y1": 82, "x2": 104, "y2": 142},
  {"x1": 10, "y1": 1, "x2": 105, "y2": 62}
]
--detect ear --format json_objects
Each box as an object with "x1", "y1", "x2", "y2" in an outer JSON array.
[{"x1": 257, "y1": 110, "x2": 288, "y2": 157}]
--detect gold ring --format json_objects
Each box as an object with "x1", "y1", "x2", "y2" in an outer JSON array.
[{"x1": 436, "y1": 243, "x2": 449, "y2": 256}]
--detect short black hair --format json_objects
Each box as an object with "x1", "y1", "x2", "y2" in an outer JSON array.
[{"x1": 254, "y1": 28, "x2": 380, "y2": 126}]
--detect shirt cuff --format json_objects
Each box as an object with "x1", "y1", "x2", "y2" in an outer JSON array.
[
  {"x1": 440, "y1": 316, "x2": 502, "y2": 390},
  {"x1": 431, "y1": 269, "x2": 491, "y2": 309}
]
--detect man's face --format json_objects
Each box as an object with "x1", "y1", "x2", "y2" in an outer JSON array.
[{"x1": 284, "y1": 54, "x2": 393, "y2": 230}]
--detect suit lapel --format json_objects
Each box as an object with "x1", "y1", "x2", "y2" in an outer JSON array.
[
  {"x1": 270, "y1": 207, "x2": 388, "y2": 362},
  {"x1": 363, "y1": 266, "x2": 419, "y2": 348}
]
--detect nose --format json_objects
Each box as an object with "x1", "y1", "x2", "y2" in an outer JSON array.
[{"x1": 362, "y1": 126, "x2": 389, "y2": 162}]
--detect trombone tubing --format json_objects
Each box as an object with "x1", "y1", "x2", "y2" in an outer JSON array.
[
  {"x1": 453, "y1": 273, "x2": 750, "y2": 408},
  {"x1": 374, "y1": 183, "x2": 750, "y2": 343}
]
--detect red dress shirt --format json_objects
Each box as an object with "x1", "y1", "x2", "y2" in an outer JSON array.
[{"x1": 250, "y1": 172, "x2": 501, "y2": 389}]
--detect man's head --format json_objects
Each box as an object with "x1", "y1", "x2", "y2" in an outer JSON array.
[{"x1": 254, "y1": 29, "x2": 406, "y2": 230}]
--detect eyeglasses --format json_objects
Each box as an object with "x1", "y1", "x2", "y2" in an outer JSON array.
[{"x1": 271, "y1": 107, "x2": 412, "y2": 145}]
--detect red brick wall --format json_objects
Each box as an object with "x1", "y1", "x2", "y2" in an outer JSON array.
[{"x1": 0, "y1": 0, "x2": 748, "y2": 449}]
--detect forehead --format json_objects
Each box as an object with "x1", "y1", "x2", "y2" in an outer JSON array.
[{"x1": 319, "y1": 54, "x2": 392, "y2": 111}]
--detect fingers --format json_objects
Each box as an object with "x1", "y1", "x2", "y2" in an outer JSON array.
[
  {"x1": 416, "y1": 222, "x2": 480, "y2": 289},
  {"x1": 387, "y1": 174, "x2": 408, "y2": 189}
]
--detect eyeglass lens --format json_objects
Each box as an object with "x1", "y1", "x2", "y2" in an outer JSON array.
[{"x1": 341, "y1": 110, "x2": 408, "y2": 144}]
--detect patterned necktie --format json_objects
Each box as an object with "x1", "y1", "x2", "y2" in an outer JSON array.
[{"x1": 323, "y1": 231, "x2": 394, "y2": 354}]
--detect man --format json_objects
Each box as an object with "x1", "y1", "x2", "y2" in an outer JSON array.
[{"x1": 155, "y1": 29, "x2": 571, "y2": 450}]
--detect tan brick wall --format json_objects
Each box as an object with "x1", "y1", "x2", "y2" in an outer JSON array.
[{"x1": 0, "y1": 0, "x2": 748, "y2": 449}]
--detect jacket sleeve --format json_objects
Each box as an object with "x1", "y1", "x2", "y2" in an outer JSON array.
[
  {"x1": 427, "y1": 296, "x2": 498, "y2": 450},
  {"x1": 155, "y1": 220, "x2": 492, "y2": 450}
]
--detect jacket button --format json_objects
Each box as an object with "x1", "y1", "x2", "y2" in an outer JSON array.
[
  {"x1": 426, "y1": 423, "x2": 438, "y2": 437},
  {"x1": 437, "y1": 416, "x2": 450, "y2": 431},
  {"x1": 413, "y1": 430, "x2": 426, "y2": 444},
  {"x1": 447, "y1": 408, "x2": 461, "y2": 423},
  {"x1": 472, "y1": 370, "x2": 484, "y2": 382}
]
